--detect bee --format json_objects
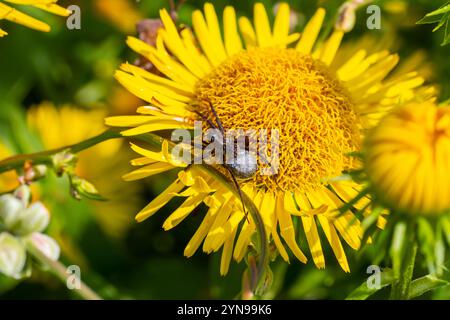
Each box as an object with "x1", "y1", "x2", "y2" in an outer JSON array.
[{"x1": 192, "y1": 102, "x2": 259, "y2": 219}]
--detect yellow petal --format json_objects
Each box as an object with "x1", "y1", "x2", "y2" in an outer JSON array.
[
  {"x1": 33, "y1": 3, "x2": 71, "y2": 16},
  {"x1": 300, "y1": 214, "x2": 325, "y2": 269},
  {"x1": 320, "y1": 30, "x2": 344, "y2": 66},
  {"x1": 0, "y1": 2, "x2": 50, "y2": 32},
  {"x1": 192, "y1": 6, "x2": 227, "y2": 67},
  {"x1": 203, "y1": 197, "x2": 233, "y2": 253},
  {"x1": 277, "y1": 194, "x2": 307, "y2": 263},
  {"x1": 254, "y1": 3, "x2": 272, "y2": 47},
  {"x1": 317, "y1": 215, "x2": 350, "y2": 272},
  {"x1": 135, "y1": 179, "x2": 185, "y2": 222},
  {"x1": 123, "y1": 162, "x2": 175, "y2": 181},
  {"x1": 223, "y1": 6, "x2": 242, "y2": 56},
  {"x1": 129, "y1": 142, "x2": 166, "y2": 162},
  {"x1": 203, "y1": 3, "x2": 227, "y2": 59},
  {"x1": 220, "y1": 228, "x2": 238, "y2": 276},
  {"x1": 233, "y1": 219, "x2": 254, "y2": 262},
  {"x1": 158, "y1": 9, "x2": 206, "y2": 79},
  {"x1": 273, "y1": 3, "x2": 290, "y2": 43},
  {"x1": 130, "y1": 157, "x2": 154, "y2": 166},
  {"x1": 105, "y1": 115, "x2": 154, "y2": 127},
  {"x1": 184, "y1": 205, "x2": 220, "y2": 257},
  {"x1": 180, "y1": 28, "x2": 213, "y2": 75},
  {"x1": 120, "y1": 62, "x2": 194, "y2": 96},
  {"x1": 163, "y1": 193, "x2": 207, "y2": 230},
  {"x1": 238, "y1": 16, "x2": 257, "y2": 47},
  {"x1": 114, "y1": 70, "x2": 189, "y2": 108},
  {"x1": 120, "y1": 120, "x2": 192, "y2": 136},
  {"x1": 296, "y1": 8, "x2": 325, "y2": 54}
]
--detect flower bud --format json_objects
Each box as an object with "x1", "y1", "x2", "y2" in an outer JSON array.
[
  {"x1": 335, "y1": 3, "x2": 357, "y2": 32},
  {"x1": 13, "y1": 184, "x2": 31, "y2": 207},
  {"x1": 364, "y1": 102, "x2": 450, "y2": 215},
  {"x1": 13, "y1": 202, "x2": 50, "y2": 235},
  {"x1": 0, "y1": 194, "x2": 24, "y2": 228},
  {"x1": 52, "y1": 150, "x2": 78, "y2": 176},
  {"x1": 70, "y1": 176, "x2": 105, "y2": 201},
  {"x1": 24, "y1": 233, "x2": 60, "y2": 261},
  {"x1": 24, "y1": 164, "x2": 48, "y2": 183},
  {"x1": 0, "y1": 232, "x2": 26, "y2": 279}
]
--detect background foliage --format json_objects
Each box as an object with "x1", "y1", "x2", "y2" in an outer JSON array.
[{"x1": 0, "y1": 0, "x2": 449, "y2": 299}]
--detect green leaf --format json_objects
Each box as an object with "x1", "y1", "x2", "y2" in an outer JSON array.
[
  {"x1": 390, "y1": 224, "x2": 418, "y2": 300},
  {"x1": 417, "y1": 2, "x2": 450, "y2": 46},
  {"x1": 409, "y1": 275, "x2": 449, "y2": 299},
  {"x1": 346, "y1": 269, "x2": 396, "y2": 300},
  {"x1": 390, "y1": 221, "x2": 407, "y2": 278},
  {"x1": 442, "y1": 216, "x2": 450, "y2": 246},
  {"x1": 443, "y1": 18, "x2": 450, "y2": 46},
  {"x1": 426, "y1": 3, "x2": 450, "y2": 17},
  {"x1": 417, "y1": 14, "x2": 444, "y2": 25},
  {"x1": 435, "y1": 223, "x2": 446, "y2": 276},
  {"x1": 417, "y1": 218, "x2": 437, "y2": 274},
  {"x1": 433, "y1": 12, "x2": 449, "y2": 32}
]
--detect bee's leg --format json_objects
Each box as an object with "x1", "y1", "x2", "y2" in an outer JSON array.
[
  {"x1": 224, "y1": 166, "x2": 250, "y2": 223},
  {"x1": 192, "y1": 110, "x2": 218, "y2": 131},
  {"x1": 208, "y1": 102, "x2": 225, "y2": 136}
]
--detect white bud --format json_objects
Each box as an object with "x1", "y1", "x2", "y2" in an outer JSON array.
[
  {"x1": 13, "y1": 202, "x2": 50, "y2": 235},
  {"x1": 0, "y1": 232, "x2": 26, "y2": 279},
  {"x1": 13, "y1": 185, "x2": 31, "y2": 207},
  {"x1": 336, "y1": 2, "x2": 357, "y2": 32},
  {"x1": 25, "y1": 233, "x2": 60, "y2": 261},
  {"x1": 0, "y1": 194, "x2": 24, "y2": 228}
]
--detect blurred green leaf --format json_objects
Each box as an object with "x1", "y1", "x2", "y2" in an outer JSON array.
[
  {"x1": 390, "y1": 221, "x2": 407, "y2": 279},
  {"x1": 417, "y1": 1, "x2": 450, "y2": 45},
  {"x1": 417, "y1": 218, "x2": 437, "y2": 274},
  {"x1": 346, "y1": 269, "x2": 396, "y2": 300},
  {"x1": 409, "y1": 275, "x2": 449, "y2": 299}
]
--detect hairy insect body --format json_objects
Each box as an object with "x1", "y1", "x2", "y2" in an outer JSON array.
[{"x1": 227, "y1": 148, "x2": 258, "y2": 180}]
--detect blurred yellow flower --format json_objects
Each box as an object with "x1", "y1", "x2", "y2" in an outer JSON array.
[
  {"x1": 28, "y1": 102, "x2": 140, "y2": 238},
  {"x1": 0, "y1": 0, "x2": 70, "y2": 37},
  {"x1": 0, "y1": 143, "x2": 18, "y2": 192},
  {"x1": 107, "y1": 2, "x2": 432, "y2": 274},
  {"x1": 94, "y1": 0, "x2": 142, "y2": 34},
  {"x1": 364, "y1": 101, "x2": 450, "y2": 216}
]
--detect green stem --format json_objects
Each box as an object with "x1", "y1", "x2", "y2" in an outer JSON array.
[
  {"x1": 0, "y1": 129, "x2": 122, "y2": 174},
  {"x1": 26, "y1": 242, "x2": 102, "y2": 300}
]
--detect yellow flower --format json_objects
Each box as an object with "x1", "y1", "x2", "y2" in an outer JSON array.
[
  {"x1": 28, "y1": 102, "x2": 140, "y2": 238},
  {"x1": 0, "y1": 143, "x2": 18, "y2": 192},
  {"x1": 0, "y1": 0, "x2": 70, "y2": 37},
  {"x1": 107, "y1": 2, "x2": 431, "y2": 274},
  {"x1": 364, "y1": 101, "x2": 450, "y2": 216},
  {"x1": 93, "y1": 0, "x2": 142, "y2": 34}
]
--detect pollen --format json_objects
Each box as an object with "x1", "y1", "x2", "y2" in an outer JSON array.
[{"x1": 192, "y1": 47, "x2": 361, "y2": 193}]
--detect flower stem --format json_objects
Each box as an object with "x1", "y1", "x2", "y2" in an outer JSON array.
[
  {"x1": 26, "y1": 242, "x2": 102, "y2": 300},
  {"x1": 0, "y1": 129, "x2": 122, "y2": 174}
]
